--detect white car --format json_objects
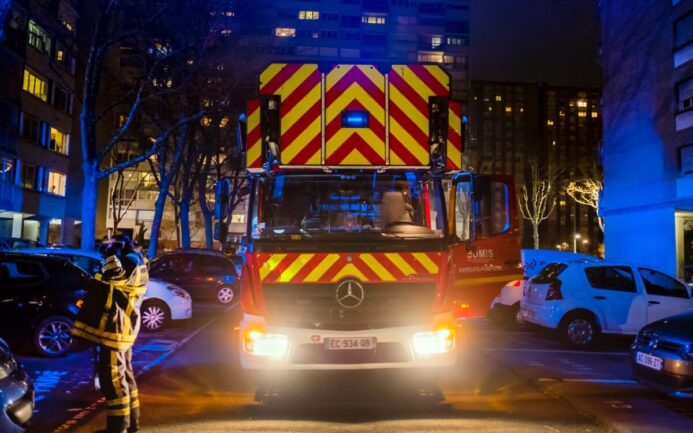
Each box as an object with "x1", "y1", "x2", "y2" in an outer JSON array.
[
  {"x1": 520, "y1": 260, "x2": 693, "y2": 347},
  {"x1": 16, "y1": 248, "x2": 192, "y2": 332},
  {"x1": 489, "y1": 249, "x2": 599, "y2": 326}
]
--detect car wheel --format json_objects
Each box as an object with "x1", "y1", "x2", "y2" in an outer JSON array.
[
  {"x1": 141, "y1": 300, "x2": 170, "y2": 332},
  {"x1": 508, "y1": 303, "x2": 524, "y2": 329},
  {"x1": 34, "y1": 316, "x2": 74, "y2": 357},
  {"x1": 561, "y1": 313, "x2": 599, "y2": 348},
  {"x1": 216, "y1": 286, "x2": 236, "y2": 305}
]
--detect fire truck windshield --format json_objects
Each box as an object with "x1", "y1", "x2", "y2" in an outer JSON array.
[{"x1": 251, "y1": 172, "x2": 445, "y2": 240}]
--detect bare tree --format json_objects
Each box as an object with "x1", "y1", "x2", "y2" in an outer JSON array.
[
  {"x1": 566, "y1": 161, "x2": 604, "y2": 231},
  {"x1": 518, "y1": 158, "x2": 559, "y2": 249}
]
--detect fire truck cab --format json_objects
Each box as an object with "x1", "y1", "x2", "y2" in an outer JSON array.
[{"x1": 218, "y1": 64, "x2": 522, "y2": 376}]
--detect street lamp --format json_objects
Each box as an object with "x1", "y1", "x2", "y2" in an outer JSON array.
[{"x1": 573, "y1": 233, "x2": 582, "y2": 253}]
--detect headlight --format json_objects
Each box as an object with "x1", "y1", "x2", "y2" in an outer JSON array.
[
  {"x1": 413, "y1": 328, "x2": 455, "y2": 355},
  {"x1": 167, "y1": 285, "x2": 190, "y2": 299},
  {"x1": 243, "y1": 330, "x2": 288, "y2": 358},
  {"x1": 0, "y1": 349, "x2": 17, "y2": 380}
]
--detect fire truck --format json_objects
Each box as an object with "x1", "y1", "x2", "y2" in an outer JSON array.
[{"x1": 217, "y1": 63, "x2": 521, "y2": 378}]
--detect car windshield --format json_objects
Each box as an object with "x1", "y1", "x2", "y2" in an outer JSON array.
[{"x1": 251, "y1": 172, "x2": 445, "y2": 240}]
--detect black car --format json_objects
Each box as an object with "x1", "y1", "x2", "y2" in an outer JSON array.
[
  {"x1": 149, "y1": 249, "x2": 239, "y2": 304},
  {"x1": 0, "y1": 253, "x2": 87, "y2": 357},
  {"x1": 631, "y1": 311, "x2": 693, "y2": 398},
  {"x1": 0, "y1": 338, "x2": 34, "y2": 433},
  {"x1": 0, "y1": 238, "x2": 42, "y2": 250}
]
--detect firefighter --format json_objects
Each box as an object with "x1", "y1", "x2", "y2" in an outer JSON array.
[{"x1": 72, "y1": 235, "x2": 147, "y2": 433}]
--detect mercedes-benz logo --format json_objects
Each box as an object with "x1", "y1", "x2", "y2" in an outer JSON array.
[{"x1": 335, "y1": 279, "x2": 365, "y2": 309}]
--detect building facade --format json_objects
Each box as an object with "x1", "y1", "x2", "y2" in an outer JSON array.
[
  {"x1": 0, "y1": 0, "x2": 81, "y2": 245},
  {"x1": 600, "y1": 0, "x2": 693, "y2": 282},
  {"x1": 468, "y1": 81, "x2": 602, "y2": 252}
]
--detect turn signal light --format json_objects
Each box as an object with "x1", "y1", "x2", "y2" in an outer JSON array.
[
  {"x1": 413, "y1": 328, "x2": 455, "y2": 355},
  {"x1": 243, "y1": 329, "x2": 288, "y2": 358},
  {"x1": 75, "y1": 299, "x2": 84, "y2": 309}
]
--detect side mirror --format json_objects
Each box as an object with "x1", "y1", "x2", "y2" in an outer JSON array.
[{"x1": 215, "y1": 178, "x2": 231, "y2": 221}]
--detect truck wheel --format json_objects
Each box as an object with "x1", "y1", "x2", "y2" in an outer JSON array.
[
  {"x1": 34, "y1": 316, "x2": 74, "y2": 357},
  {"x1": 560, "y1": 312, "x2": 599, "y2": 348},
  {"x1": 141, "y1": 300, "x2": 170, "y2": 332}
]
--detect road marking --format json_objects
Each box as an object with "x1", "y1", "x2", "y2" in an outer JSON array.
[
  {"x1": 51, "y1": 306, "x2": 233, "y2": 433},
  {"x1": 485, "y1": 347, "x2": 630, "y2": 356}
]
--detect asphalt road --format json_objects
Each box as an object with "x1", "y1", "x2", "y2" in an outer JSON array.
[{"x1": 25, "y1": 312, "x2": 693, "y2": 433}]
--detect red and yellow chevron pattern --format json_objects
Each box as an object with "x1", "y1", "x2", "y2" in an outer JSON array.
[
  {"x1": 325, "y1": 65, "x2": 386, "y2": 165},
  {"x1": 246, "y1": 98, "x2": 262, "y2": 170},
  {"x1": 447, "y1": 100, "x2": 463, "y2": 171},
  {"x1": 388, "y1": 65, "x2": 450, "y2": 166},
  {"x1": 260, "y1": 63, "x2": 322, "y2": 165},
  {"x1": 256, "y1": 252, "x2": 441, "y2": 284}
]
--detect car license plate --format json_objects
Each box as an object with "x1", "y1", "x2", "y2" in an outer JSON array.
[
  {"x1": 325, "y1": 337, "x2": 377, "y2": 350},
  {"x1": 636, "y1": 352, "x2": 663, "y2": 371}
]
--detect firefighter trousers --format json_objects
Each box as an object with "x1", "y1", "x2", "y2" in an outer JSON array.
[{"x1": 97, "y1": 347, "x2": 140, "y2": 433}]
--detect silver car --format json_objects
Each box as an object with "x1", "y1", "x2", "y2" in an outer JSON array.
[{"x1": 0, "y1": 338, "x2": 34, "y2": 432}]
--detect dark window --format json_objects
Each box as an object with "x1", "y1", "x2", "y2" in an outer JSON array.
[
  {"x1": 474, "y1": 178, "x2": 510, "y2": 237},
  {"x1": 446, "y1": 20, "x2": 469, "y2": 34},
  {"x1": 0, "y1": 260, "x2": 45, "y2": 285},
  {"x1": 584, "y1": 266, "x2": 636, "y2": 292},
  {"x1": 675, "y1": 12, "x2": 693, "y2": 49},
  {"x1": 532, "y1": 263, "x2": 567, "y2": 284},
  {"x1": 22, "y1": 114, "x2": 41, "y2": 143},
  {"x1": 362, "y1": 33, "x2": 387, "y2": 45},
  {"x1": 52, "y1": 262, "x2": 87, "y2": 288},
  {"x1": 677, "y1": 77, "x2": 693, "y2": 113},
  {"x1": 639, "y1": 268, "x2": 689, "y2": 298},
  {"x1": 21, "y1": 162, "x2": 37, "y2": 189},
  {"x1": 194, "y1": 256, "x2": 236, "y2": 276},
  {"x1": 53, "y1": 86, "x2": 71, "y2": 114},
  {"x1": 341, "y1": 15, "x2": 361, "y2": 28}
]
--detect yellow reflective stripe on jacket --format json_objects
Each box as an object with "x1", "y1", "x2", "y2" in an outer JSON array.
[
  {"x1": 107, "y1": 408, "x2": 131, "y2": 416},
  {"x1": 107, "y1": 396, "x2": 130, "y2": 406},
  {"x1": 72, "y1": 322, "x2": 137, "y2": 343},
  {"x1": 70, "y1": 328, "x2": 134, "y2": 351}
]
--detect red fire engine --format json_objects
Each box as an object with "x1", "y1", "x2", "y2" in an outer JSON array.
[{"x1": 217, "y1": 63, "x2": 521, "y2": 377}]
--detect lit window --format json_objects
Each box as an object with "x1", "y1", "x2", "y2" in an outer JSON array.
[
  {"x1": 298, "y1": 10, "x2": 319, "y2": 20},
  {"x1": 591, "y1": 112, "x2": 598, "y2": 118},
  {"x1": 431, "y1": 36, "x2": 442, "y2": 49},
  {"x1": 446, "y1": 37, "x2": 464, "y2": 45},
  {"x1": 46, "y1": 170, "x2": 66, "y2": 196},
  {"x1": 505, "y1": 106, "x2": 512, "y2": 113},
  {"x1": 219, "y1": 117, "x2": 230, "y2": 128},
  {"x1": 141, "y1": 172, "x2": 157, "y2": 187},
  {"x1": 578, "y1": 111, "x2": 587, "y2": 117},
  {"x1": 22, "y1": 69, "x2": 48, "y2": 102},
  {"x1": 547, "y1": 120, "x2": 554, "y2": 126},
  {"x1": 201, "y1": 117, "x2": 212, "y2": 127},
  {"x1": 416, "y1": 51, "x2": 443, "y2": 63},
  {"x1": 495, "y1": 95, "x2": 502, "y2": 102},
  {"x1": 49, "y1": 127, "x2": 69, "y2": 155},
  {"x1": 576, "y1": 100, "x2": 588, "y2": 108},
  {"x1": 27, "y1": 20, "x2": 52, "y2": 53},
  {"x1": 362, "y1": 16, "x2": 386, "y2": 24},
  {"x1": 275, "y1": 27, "x2": 296, "y2": 37}
]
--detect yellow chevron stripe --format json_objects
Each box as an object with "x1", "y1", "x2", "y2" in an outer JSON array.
[
  {"x1": 281, "y1": 117, "x2": 322, "y2": 164},
  {"x1": 325, "y1": 64, "x2": 353, "y2": 89},
  {"x1": 389, "y1": 84, "x2": 429, "y2": 134},
  {"x1": 259, "y1": 253, "x2": 287, "y2": 280},
  {"x1": 259, "y1": 63, "x2": 286, "y2": 90},
  {"x1": 281, "y1": 84, "x2": 320, "y2": 132},
  {"x1": 326, "y1": 128, "x2": 385, "y2": 159},
  {"x1": 449, "y1": 106, "x2": 461, "y2": 128},
  {"x1": 424, "y1": 65, "x2": 450, "y2": 91},
  {"x1": 389, "y1": 117, "x2": 429, "y2": 164},
  {"x1": 412, "y1": 253, "x2": 439, "y2": 273},
  {"x1": 278, "y1": 254, "x2": 314, "y2": 283},
  {"x1": 402, "y1": 70, "x2": 440, "y2": 105},
  {"x1": 385, "y1": 253, "x2": 417, "y2": 276},
  {"x1": 447, "y1": 140, "x2": 462, "y2": 166},
  {"x1": 325, "y1": 83, "x2": 385, "y2": 124},
  {"x1": 304, "y1": 254, "x2": 340, "y2": 282},
  {"x1": 360, "y1": 253, "x2": 396, "y2": 281},
  {"x1": 277, "y1": 64, "x2": 317, "y2": 97},
  {"x1": 355, "y1": 65, "x2": 385, "y2": 91},
  {"x1": 330, "y1": 263, "x2": 367, "y2": 282}
]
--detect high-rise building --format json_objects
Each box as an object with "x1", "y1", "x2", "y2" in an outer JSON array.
[
  {"x1": 600, "y1": 0, "x2": 693, "y2": 282},
  {"x1": 0, "y1": 0, "x2": 82, "y2": 245},
  {"x1": 468, "y1": 81, "x2": 602, "y2": 252}
]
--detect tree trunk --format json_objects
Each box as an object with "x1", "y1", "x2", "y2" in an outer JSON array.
[
  {"x1": 180, "y1": 201, "x2": 191, "y2": 248},
  {"x1": 532, "y1": 223, "x2": 539, "y2": 250},
  {"x1": 148, "y1": 190, "x2": 167, "y2": 259},
  {"x1": 198, "y1": 173, "x2": 213, "y2": 249},
  {"x1": 80, "y1": 162, "x2": 99, "y2": 250}
]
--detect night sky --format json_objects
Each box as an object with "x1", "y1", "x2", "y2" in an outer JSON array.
[{"x1": 471, "y1": 0, "x2": 602, "y2": 88}]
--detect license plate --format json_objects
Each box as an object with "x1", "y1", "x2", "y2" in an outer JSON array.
[
  {"x1": 636, "y1": 352, "x2": 663, "y2": 371},
  {"x1": 325, "y1": 337, "x2": 377, "y2": 350}
]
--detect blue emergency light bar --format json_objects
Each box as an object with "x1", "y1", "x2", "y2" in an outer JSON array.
[{"x1": 341, "y1": 110, "x2": 369, "y2": 128}]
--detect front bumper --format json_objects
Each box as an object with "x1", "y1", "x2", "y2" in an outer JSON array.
[
  {"x1": 0, "y1": 368, "x2": 34, "y2": 432},
  {"x1": 239, "y1": 314, "x2": 458, "y2": 371},
  {"x1": 169, "y1": 296, "x2": 193, "y2": 321},
  {"x1": 631, "y1": 347, "x2": 693, "y2": 398}
]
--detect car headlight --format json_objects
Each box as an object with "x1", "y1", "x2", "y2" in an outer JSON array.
[
  {"x1": 0, "y1": 348, "x2": 17, "y2": 380},
  {"x1": 413, "y1": 328, "x2": 455, "y2": 356},
  {"x1": 167, "y1": 285, "x2": 190, "y2": 299},
  {"x1": 243, "y1": 329, "x2": 288, "y2": 358}
]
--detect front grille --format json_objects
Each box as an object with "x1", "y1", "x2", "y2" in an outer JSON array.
[
  {"x1": 264, "y1": 282, "x2": 436, "y2": 331},
  {"x1": 292, "y1": 342, "x2": 410, "y2": 364},
  {"x1": 655, "y1": 338, "x2": 684, "y2": 354}
]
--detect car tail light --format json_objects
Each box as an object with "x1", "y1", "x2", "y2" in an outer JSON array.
[
  {"x1": 545, "y1": 279, "x2": 563, "y2": 300},
  {"x1": 511, "y1": 280, "x2": 522, "y2": 287}
]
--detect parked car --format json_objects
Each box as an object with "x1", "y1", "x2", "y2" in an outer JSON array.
[
  {"x1": 489, "y1": 249, "x2": 599, "y2": 326},
  {"x1": 16, "y1": 248, "x2": 192, "y2": 332},
  {"x1": 0, "y1": 238, "x2": 42, "y2": 250},
  {"x1": 631, "y1": 311, "x2": 693, "y2": 398},
  {"x1": 149, "y1": 249, "x2": 240, "y2": 305},
  {"x1": 520, "y1": 261, "x2": 693, "y2": 348},
  {"x1": 0, "y1": 253, "x2": 86, "y2": 357},
  {"x1": 0, "y1": 338, "x2": 34, "y2": 433}
]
